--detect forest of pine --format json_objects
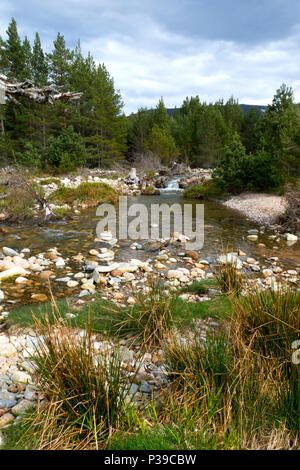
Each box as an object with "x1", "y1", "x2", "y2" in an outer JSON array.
[{"x1": 0, "y1": 18, "x2": 300, "y2": 192}]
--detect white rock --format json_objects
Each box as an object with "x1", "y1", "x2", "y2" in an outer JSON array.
[
  {"x1": 67, "y1": 280, "x2": 79, "y2": 288},
  {"x1": 2, "y1": 247, "x2": 19, "y2": 257},
  {"x1": 0, "y1": 266, "x2": 28, "y2": 281},
  {"x1": 218, "y1": 253, "x2": 242, "y2": 269},
  {"x1": 286, "y1": 233, "x2": 298, "y2": 242},
  {"x1": 11, "y1": 371, "x2": 31, "y2": 385}
]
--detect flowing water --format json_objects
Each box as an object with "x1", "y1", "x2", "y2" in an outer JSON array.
[{"x1": 0, "y1": 178, "x2": 299, "y2": 307}]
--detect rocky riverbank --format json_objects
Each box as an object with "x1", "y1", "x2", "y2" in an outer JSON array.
[
  {"x1": 223, "y1": 193, "x2": 289, "y2": 226},
  {"x1": 0, "y1": 223, "x2": 299, "y2": 432}
]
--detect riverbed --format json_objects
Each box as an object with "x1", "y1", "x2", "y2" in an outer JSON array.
[{"x1": 0, "y1": 184, "x2": 299, "y2": 311}]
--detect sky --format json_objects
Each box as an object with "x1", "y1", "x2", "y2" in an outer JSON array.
[{"x1": 1, "y1": 0, "x2": 300, "y2": 114}]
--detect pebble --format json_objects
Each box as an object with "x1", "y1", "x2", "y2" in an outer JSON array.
[
  {"x1": 11, "y1": 399, "x2": 36, "y2": 417},
  {"x1": 0, "y1": 413, "x2": 14, "y2": 429}
]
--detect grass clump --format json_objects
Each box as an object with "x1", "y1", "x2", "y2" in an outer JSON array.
[
  {"x1": 100, "y1": 279, "x2": 174, "y2": 349},
  {"x1": 25, "y1": 312, "x2": 135, "y2": 449},
  {"x1": 50, "y1": 182, "x2": 119, "y2": 207},
  {"x1": 165, "y1": 332, "x2": 233, "y2": 403},
  {"x1": 216, "y1": 261, "x2": 244, "y2": 296},
  {"x1": 231, "y1": 286, "x2": 300, "y2": 433},
  {"x1": 181, "y1": 279, "x2": 218, "y2": 296}
]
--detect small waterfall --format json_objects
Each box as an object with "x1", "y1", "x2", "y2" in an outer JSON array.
[{"x1": 160, "y1": 177, "x2": 183, "y2": 192}]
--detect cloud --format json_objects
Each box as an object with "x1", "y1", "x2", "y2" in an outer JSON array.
[
  {"x1": 0, "y1": 1, "x2": 300, "y2": 113},
  {"x1": 81, "y1": 19, "x2": 300, "y2": 113}
]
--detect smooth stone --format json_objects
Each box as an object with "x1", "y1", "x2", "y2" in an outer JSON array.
[
  {"x1": 250, "y1": 265, "x2": 260, "y2": 272},
  {"x1": 39, "y1": 271, "x2": 54, "y2": 281},
  {"x1": 129, "y1": 383, "x2": 139, "y2": 395},
  {"x1": 0, "y1": 266, "x2": 28, "y2": 282},
  {"x1": 116, "y1": 262, "x2": 138, "y2": 273},
  {"x1": 185, "y1": 250, "x2": 198, "y2": 261},
  {"x1": 31, "y1": 294, "x2": 48, "y2": 302},
  {"x1": 140, "y1": 381, "x2": 151, "y2": 393},
  {"x1": 92, "y1": 269, "x2": 100, "y2": 283},
  {"x1": 286, "y1": 233, "x2": 298, "y2": 241},
  {"x1": 67, "y1": 280, "x2": 79, "y2": 288},
  {"x1": 2, "y1": 247, "x2": 19, "y2": 257},
  {"x1": 0, "y1": 400, "x2": 17, "y2": 409},
  {"x1": 74, "y1": 272, "x2": 85, "y2": 279},
  {"x1": 65, "y1": 313, "x2": 76, "y2": 319},
  {"x1": 166, "y1": 270, "x2": 182, "y2": 279},
  {"x1": 56, "y1": 277, "x2": 71, "y2": 283},
  {"x1": 11, "y1": 371, "x2": 31, "y2": 385},
  {"x1": 78, "y1": 290, "x2": 90, "y2": 297},
  {"x1": 11, "y1": 399, "x2": 36, "y2": 417},
  {"x1": 247, "y1": 235, "x2": 258, "y2": 241},
  {"x1": 15, "y1": 276, "x2": 28, "y2": 284},
  {"x1": 95, "y1": 264, "x2": 119, "y2": 273},
  {"x1": 1, "y1": 344, "x2": 16, "y2": 358},
  {"x1": 0, "y1": 413, "x2": 15, "y2": 429}
]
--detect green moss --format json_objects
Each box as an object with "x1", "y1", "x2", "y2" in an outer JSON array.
[
  {"x1": 39, "y1": 178, "x2": 61, "y2": 186},
  {"x1": 142, "y1": 185, "x2": 159, "y2": 195},
  {"x1": 183, "y1": 179, "x2": 224, "y2": 200}
]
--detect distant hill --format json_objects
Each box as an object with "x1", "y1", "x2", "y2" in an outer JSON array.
[{"x1": 166, "y1": 104, "x2": 267, "y2": 116}]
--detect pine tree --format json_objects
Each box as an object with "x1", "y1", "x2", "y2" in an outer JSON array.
[
  {"x1": 85, "y1": 64, "x2": 127, "y2": 167},
  {"x1": 32, "y1": 33, "x2": 48, "y2": 85},
  {"x1": 47, "y1": 33, "x2": 73, "y2": 130},
  {"x1": 1, "y1": 18, "x2": 24, "y2": 78}
]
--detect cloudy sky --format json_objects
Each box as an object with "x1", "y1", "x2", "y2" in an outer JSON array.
[{"x1": 1, "y1": 0, "x2": 300, "y2": 113}]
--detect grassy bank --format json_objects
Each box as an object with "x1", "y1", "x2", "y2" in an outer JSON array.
[
  {"x1": 1, "y1": 276, "x2": 299, "y2": 450},
  {"x1": 49, "y1": 182, "x2": 119, "y2": 207}
]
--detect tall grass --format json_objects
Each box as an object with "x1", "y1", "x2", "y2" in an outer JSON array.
[
  {"x1": 100, "y1": 278, "x2": 175, "y2": 349},
  {"x1": 26, "y1": 312, "x2": 135, "y2": 449},
  {"x1": 164, "y1": 331, "x2": 234, "y2": 433},
  {"x1": 231, "y1": 287, "x2": 300, "y2": 433},
  {"x1": 215, "y1": 261, "x2": 244, "y2": 296}
]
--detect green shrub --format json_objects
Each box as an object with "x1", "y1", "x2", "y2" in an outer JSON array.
[
  {"x1": 45, "y1": 126, "x2": 86, "y2": 171},
  {"x1": 213, "y1": 133, "x2": 283, "y2": 193},
  {"x1": 17, "y1": 143, "x2": 42, "y2": 168}
]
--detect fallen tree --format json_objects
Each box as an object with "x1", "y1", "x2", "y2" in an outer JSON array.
[{"x1": 0, "y1": 74, "x2": 82, "y2": 105}]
